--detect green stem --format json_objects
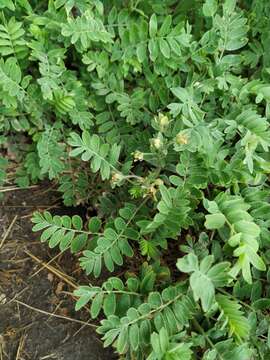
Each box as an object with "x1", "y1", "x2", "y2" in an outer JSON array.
[{"x1": 192, "y1": 318, "x2": 224, "y2": 360}]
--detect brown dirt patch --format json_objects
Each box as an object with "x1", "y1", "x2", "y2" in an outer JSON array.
[{"x1": 0, "y1": 183, "x2": 113, "y2": 360}]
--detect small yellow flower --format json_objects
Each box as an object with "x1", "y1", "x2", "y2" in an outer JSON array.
[
  {"x1": 133, "y1": 150, "x2": 144, "y2": 162},
  {"x1": 152, "y1": 138, "x2": 162, "y2": 149},
  {"x1": 111, "y1": 172, "x2": 124, "y2": 184},
  {"x1": 144, "y1": 184, "x2": 158, "y2": 201},
  {"x1": 176, "y1": 132, "x2": 189, "y2": 145},
  {"x1": 154, "y1": 178, "x2": 164, "y2": 186}
]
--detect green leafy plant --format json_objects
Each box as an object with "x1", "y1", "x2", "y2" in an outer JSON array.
[{"x1": 1, "y1": 0, "x2": 270, "y2": 358}]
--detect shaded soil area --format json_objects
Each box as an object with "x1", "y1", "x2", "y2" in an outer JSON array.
[{"x1": 0, "y1": 183, "x2": 113, "y2": 360}]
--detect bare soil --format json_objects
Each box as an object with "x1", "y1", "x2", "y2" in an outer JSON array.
[{"x1": 0, "y1": 183, "x2": 113, "y2": 360}]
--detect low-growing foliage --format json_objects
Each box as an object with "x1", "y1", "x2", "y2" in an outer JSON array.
[{"x1": 1, "y1": 0, "x2": 270, "y2": 358}]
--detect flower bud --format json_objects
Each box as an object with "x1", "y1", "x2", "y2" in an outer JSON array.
[{"x1": 158, "y1": 113, "x2": 169, "y2": 130}]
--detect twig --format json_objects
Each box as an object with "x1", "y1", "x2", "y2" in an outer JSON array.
[
  {"x1": 0, "y1": 185, "x2": 38, "y2": 193},
  {"x1": 0, "y1": 215, "x2": 18, "y2": 250},
  {"x1": 15, "y1": 335, "x2": 26, "y2": 360},
  {"x1": 45, "y1": 301, "x2": 63, "y2": 324},
  {"x1": 0, "y1": 335, "x2": 7, "y2": 359},
  {"x1": 0, "y1": 204, "x2": 60, "y2": 208},
  {"x1": 39, "y1": 354, "x2": 58, "y2": 360},
  {"x1": 72, "y1": 319, "x2": 102, "y2": 341},
  {"x1": 6, "y1": 286, "x2": 29, "y2": 305},
  {"x1": 24, "y1": 250, "x2": 77, "y2": 289},
  {"x1": 30, "y1": 250, "x2": 65, "y2": 278},
  {"x1": 14, "y1": 299, "x2": 97, "y2": 328}
]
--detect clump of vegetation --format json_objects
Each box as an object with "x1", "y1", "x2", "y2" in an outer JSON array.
[{"x1": 1, "y1": 0, "x2": 270, "y2": 358}]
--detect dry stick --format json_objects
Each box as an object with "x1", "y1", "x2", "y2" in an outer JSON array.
[
  {"x1": 26, "y1": 251, "x2": 81, "y2": 303},
  {"x1": 0, "y1": 185, "x2": 38, "y2": 193},
  {"x1": 6, "y1": 286, "x2": 29, "y2": 305},
  {"x1": 0, "y1": 215, "x2": 18, "y2": 250},
  {"x1": 15, "y1": 335, "x2": 26, "y2": 360},
  {"x1": 36, "y1": 185, "x2": 59, "y2": 196},
  {"x1": 24, "y1": 250, "x2": 77, "y2": 288},
  {"x1": 72, "y1": 318, "x2": 100, "y2": 339},
  {"x1": 30, "y1": 250, "x2": 65, "y2": 278},
  {"x1": 16, "y1": 302, "x2": 21, "y2": 322},
  {"x1": 0, "y1": 335, "x2": 8, "y2": 359},
  {"x1": 45, "y1": 301, "x2": 63, "y2": 324},
  {"x1": 0, "y1": 205, "x2": 60, "y2": 208},
  {"x1": 39, "y1": 353, "x2": 58, "y2": 360},
  {"x1": 24, "y1": 251, "x2": 98, "y2": 331},
  {"x1": 2, "y1": 257, "x2": 30, "y2": 264},
  {"x1": 14, "y1": 299, "x2": 97, "y2": 328}
]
